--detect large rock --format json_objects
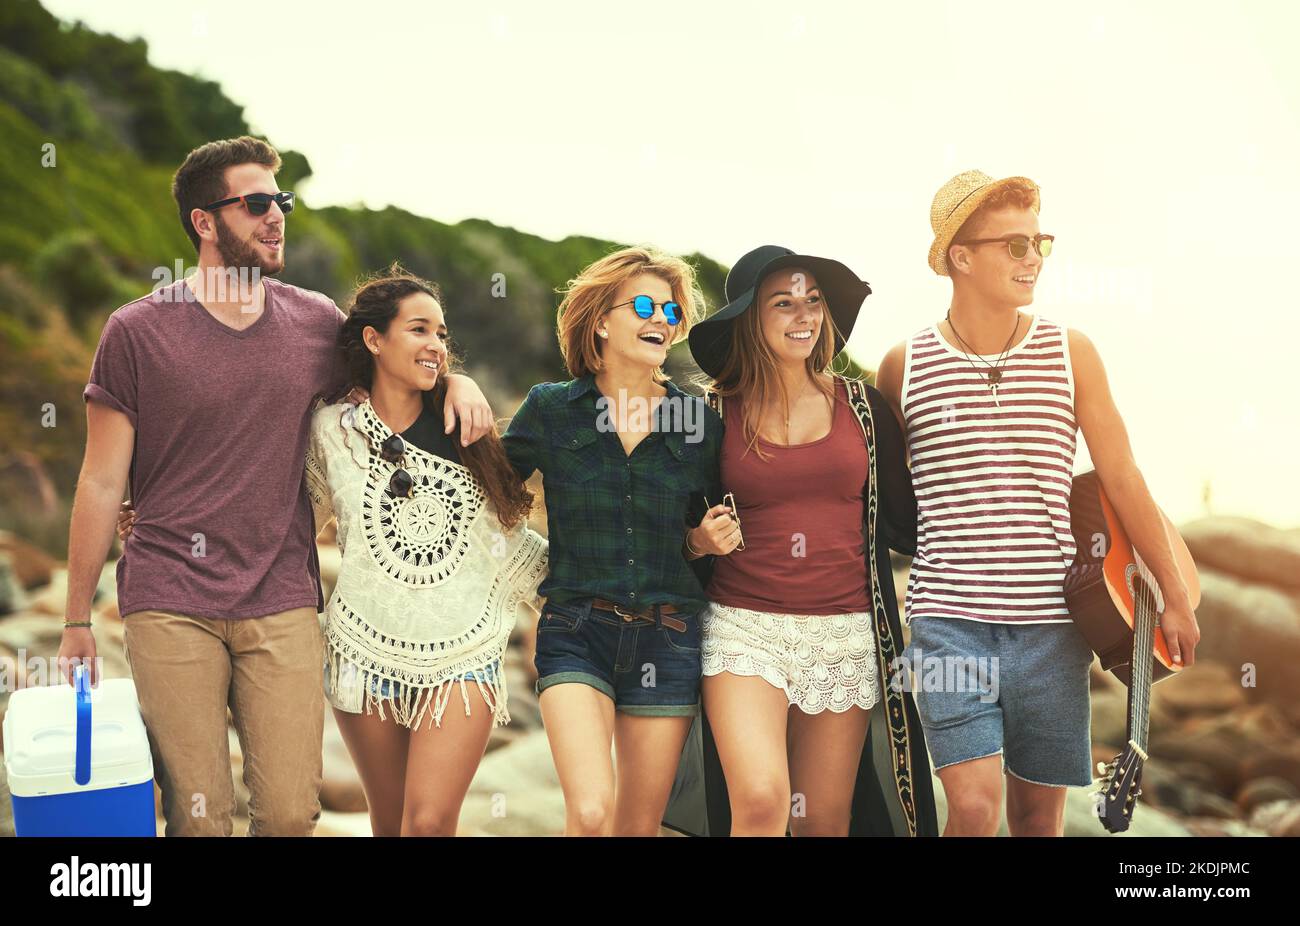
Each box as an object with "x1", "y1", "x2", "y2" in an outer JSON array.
[
  {"x1": 1182, "y1": 516, "x2": 1300, "y2": 592},
  {"x1": 1090, "y1": 687, "x2": 1174, "y2": 751},
  {"x1": 0, "y1": 612, "x2": 65, "y2": 659},
  {"x1": 0, "y1": 531, "x2": 57, "y2": 590},
  {"x1": 1137, "y1": 760, "x2": 1220, "y2": 816},
  {"x1": 24, "y1": 563, "x2": 120, "y2": 621},
  {"x1": 1238, "y1": 745, "x2": 1300, "y2": 791},
  {"x1": 1235, "y1": 776, "x2": 1298, "y2": 815},
  {"x1": 27, "y1": 569, "x2": 67, "y2": 616},
  {"x1": 1248, "y1": 799, "x2": 1300, "y2": 837},
  {"x1": 0, "y1": 552, "x2": 27, "y2": 616},
  {"x1": 1149, "y1": 704, "x2": 1296, "y2": 794},
  {"x1": 315, "y1": 810, "x2": 373, "y2": 836},
  {"x1": 1181, "y1": 817, "x2": 1267, "y2": 837},
  {"x1": 93, "y1": 562, "x2": 117, "y2": 614},
  {"x1": 460, "y1": 728, "x2": 565, "y2": 835},
  {"x1": 1192, "y1": 568, "x2": 1300, "y2": 705},
  {"x1": 228, "y1": 726, "x2": 251, "y2": 821},
  {"x1": 319, "y1": 708, "x2": 367, "y2": 814},
  {"x1": 1150, "y1": 661, "x2": 1247, "y2": 717},
  {"x1": 501, "y1": 645, "x2": 540, "y2": 730}
]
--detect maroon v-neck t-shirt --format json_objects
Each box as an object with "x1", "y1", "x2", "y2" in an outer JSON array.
[{"x1": 84, "y1": 277, "x2": 347, "y2": 620}]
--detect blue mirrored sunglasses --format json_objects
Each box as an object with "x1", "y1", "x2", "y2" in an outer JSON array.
[{"x1": 611, "y1": 294, "x2": 681, "y2": 326}]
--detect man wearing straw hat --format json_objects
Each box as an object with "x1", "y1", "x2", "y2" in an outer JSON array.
[{"x1": 874, "y1": 170, "x2": 1200, "y2": 836}]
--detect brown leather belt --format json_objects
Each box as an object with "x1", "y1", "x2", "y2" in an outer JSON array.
[{"x1": 590, "y1": 598, "x2": 688, "y2": 632}]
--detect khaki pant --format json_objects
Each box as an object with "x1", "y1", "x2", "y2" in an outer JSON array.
[{"x1": 122, "y1": 606, "x2": 325, "y2": 836}]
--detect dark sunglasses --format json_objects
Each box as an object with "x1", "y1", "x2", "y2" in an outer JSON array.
[
  {"x1": 611, "y1": 294, "x2": 681, "y2": 326},
  {"x1": 201, "y1": 191, "x2": 296, "y2": 217},
  {"x1": 955, "y1": 233, "x2": 1054, "y2": 260},
  {"x1": 355, "y1": 429, "x2": 415, "y2": 498}
]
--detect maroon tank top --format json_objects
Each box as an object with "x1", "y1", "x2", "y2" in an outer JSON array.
[{"x1": 707, "y1": 378, "x2": 871, "y2": 614}]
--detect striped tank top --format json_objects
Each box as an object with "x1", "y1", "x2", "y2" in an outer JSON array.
[{"x1": 901, "y1": 314, "x2": 1077, "y2": 624}]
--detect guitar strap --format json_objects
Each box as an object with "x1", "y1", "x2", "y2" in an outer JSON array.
[{"x1": 703, "y1": 375, "x2": 922, "y2": 835}]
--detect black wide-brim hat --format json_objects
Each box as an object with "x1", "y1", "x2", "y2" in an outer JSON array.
[{"x1": 688, "y1": 245, "x2": 871, "y2": 379}]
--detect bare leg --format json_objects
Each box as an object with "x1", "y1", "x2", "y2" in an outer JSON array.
[
  {"x1": 332, "y1": 705, "x2": 410, "y2": 836},
  {"x1": 611, "y1": 713, "x2": 694, "y2": 835},
  {"x1": 539, "y1": 683, "x2": 617, "y2": 835},
  {"x1": 401, "y1": 682, "x2": 496, "y2": 836},
  {"x1": 786, "y1": 705, "x2": 872, "y2": 836},
  {"x1": 935, "y1": 754, "x2": 1004, "y2": 836},
  {"x1": 1005, "y1": 772, "x2": 1068, "y2": 836},
  {"x1": 701, "y1": 673, "x2": 791, "y2": 835}
]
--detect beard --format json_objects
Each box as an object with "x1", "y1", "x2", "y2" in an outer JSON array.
[{"x1": 213, "y1": 213, "x2": 283, "y2": 277}]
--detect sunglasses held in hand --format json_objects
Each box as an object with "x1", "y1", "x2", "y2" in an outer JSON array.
[
  {"x1": 201, "y1": 190, "x2": 297, "y2": 217},
  {"x1": 706, "y1": 491, "x2": 745, "y2": 552}
]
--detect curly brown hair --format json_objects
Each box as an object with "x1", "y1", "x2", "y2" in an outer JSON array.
[{"x1": 337, "y1": 264, "x2": 534, "y2": 531}]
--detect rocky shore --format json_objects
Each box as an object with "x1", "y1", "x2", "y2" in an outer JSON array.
[{"x1": 2, "y1": 514, "x2": 1299, "y2": 837}]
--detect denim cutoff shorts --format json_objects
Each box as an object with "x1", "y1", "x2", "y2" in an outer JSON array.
[
  {"x1": 533, "y1": 598, "x2": 702, "y2": 717},
  {"x1": 904, "y1": 615, "x2": 1095, "y2": 787},
  {"x1": 324, "y1": 658, "x2": 502, "y2": 707}
]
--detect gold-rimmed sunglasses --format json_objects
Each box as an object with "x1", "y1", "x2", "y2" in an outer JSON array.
[
  {"x1": 954, "y1": 233, "x2": 1054, "y2": 260},
  {"x1": 706, "y1": 491, "x2": 745, "y2": 552}
]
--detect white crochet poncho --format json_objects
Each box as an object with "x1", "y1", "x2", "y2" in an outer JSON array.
[{"x1": 305, "y1": 399, "x2": 548, "y2": 730}]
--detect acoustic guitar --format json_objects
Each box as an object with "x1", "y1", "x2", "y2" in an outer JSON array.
[{"x1": 1064, "y1": 470, "x2": 1201, "y2": 833}]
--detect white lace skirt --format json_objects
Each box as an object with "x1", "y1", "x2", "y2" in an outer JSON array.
[{"x1": 701, "y1": 602, "x2": 880, "y2": 714}]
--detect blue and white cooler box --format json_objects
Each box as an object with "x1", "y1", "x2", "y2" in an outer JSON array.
[{"x1": 4, "y1": 665, "x2": 156, "y2": 836}]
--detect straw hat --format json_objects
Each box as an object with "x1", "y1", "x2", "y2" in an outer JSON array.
[{"x1": 928, "y1": 170, "x2": 1040, "y2": 276}]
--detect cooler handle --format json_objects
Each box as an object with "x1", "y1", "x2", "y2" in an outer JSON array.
[{"x1": 74, "y1": 663, "x2": 92, "y2": 786}]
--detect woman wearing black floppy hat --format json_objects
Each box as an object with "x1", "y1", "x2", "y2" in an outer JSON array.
[{"x1": 662, "y1": 245, "x2": 938, "y2": 837}]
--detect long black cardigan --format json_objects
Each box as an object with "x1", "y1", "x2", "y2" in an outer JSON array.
[{"x1": 661, "y1": 375, "x2": 939, "y2": 836}]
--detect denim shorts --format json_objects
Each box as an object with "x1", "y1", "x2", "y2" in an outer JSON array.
[
  {"x1": 904, "y1": 615, "x2": 1095, "y2": 787},
  {"x1": 534, "y1": 598, "x2": 702, "y2": 717}
]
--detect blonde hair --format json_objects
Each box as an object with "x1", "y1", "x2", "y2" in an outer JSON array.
[
  {"x1": 556, "y1": 246, "x2": 705, "y2": 383},
  {"x1": 709, "y1": 271, "x2": 852, "y2": 462}
]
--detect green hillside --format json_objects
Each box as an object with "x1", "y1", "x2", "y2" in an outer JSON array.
[{"x1": 0, "y1": 0, "x2": 870, "y2": 555}]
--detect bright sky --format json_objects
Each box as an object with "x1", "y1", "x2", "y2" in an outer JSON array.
[{"x1": 42, "y1": 0, "x2": 1300, "y2": 526}]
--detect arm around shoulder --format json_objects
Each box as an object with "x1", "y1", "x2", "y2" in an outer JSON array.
[
  {"x1": 501, "y1": 384, "x2": 550, "y2": 482},
  {"x1": 305, "y1": 402, "x2": 341, "y2": 539}
]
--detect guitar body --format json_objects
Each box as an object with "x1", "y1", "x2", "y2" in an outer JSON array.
[{"x1": 1064, "y1": 470, "x2": 1201, "y2": 686}]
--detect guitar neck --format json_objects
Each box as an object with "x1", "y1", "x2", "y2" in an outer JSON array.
[{"x1": 1126, "y1": 575, "x2": 1160, "y2": 753}]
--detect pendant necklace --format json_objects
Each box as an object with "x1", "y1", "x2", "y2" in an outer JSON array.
[{"x1": 945, "y1": 310, "x2": 1020, "y2": 408}]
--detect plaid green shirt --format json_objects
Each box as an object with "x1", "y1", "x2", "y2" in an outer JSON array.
[{"x1": 503, "y1": 374, "x2": 723, "y2": 612}]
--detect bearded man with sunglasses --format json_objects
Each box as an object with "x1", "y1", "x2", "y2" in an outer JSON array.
[
  {"x1": 59, "y1": 136, "x2": 496, "y2": 836},
  {"x1": 874, "y1": 171, "x2": 1199, "y2": 837}
]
